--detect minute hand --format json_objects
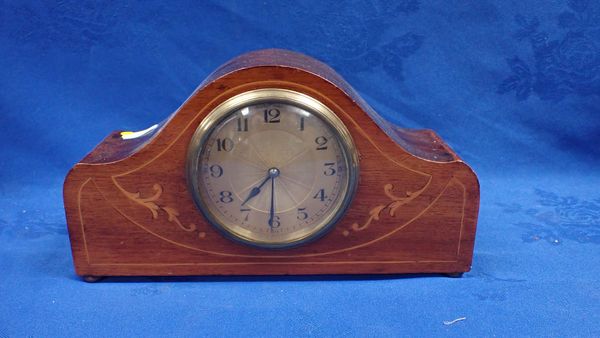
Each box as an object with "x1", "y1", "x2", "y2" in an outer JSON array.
[{"x1": 268, "y1": 175, "x2": 275, "y2": 228}]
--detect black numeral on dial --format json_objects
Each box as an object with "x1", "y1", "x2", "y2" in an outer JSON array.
[
  {"x1": 264, "y1": 108, "x2": 281, "y2": 123},
  {"x1": 209, "y1": 164, "x2": 223, "y2": 177},
  {"x1": 216, "y1": 138, "x2": 234, "y2": 152},
  {"x1": 237, "y1": 117, "x2": 248, "y2": 132},
  {"x1": 270, "y1": 215, "x2": 281, "y2": 228},
  {"x1": 240, "y1": 208, "x2": 251, "y2": 221},
  {"x1": 315, "y1": 136, "x2": 328, "y2": 150},
  {"x1": 297, "y1": 208, "x2": 308, "y2": 220},
  {"x1": 313, "y1": 189, "x2": 327, "y2": 201},
  {"x1": 323, "y1": 162, "x2": 336, "y2": 176},
  {"x1": 219, "y1": 191, "x2": 233, "y2": 203}
]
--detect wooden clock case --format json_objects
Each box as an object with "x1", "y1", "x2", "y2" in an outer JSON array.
[{"x1": 63, "y1": 49, "x2": 479, "y2": 280}]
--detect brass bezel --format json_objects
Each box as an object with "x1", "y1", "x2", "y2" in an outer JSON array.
[{"x1": 186, "y1": 88, "x2": 359, "y2": 249}]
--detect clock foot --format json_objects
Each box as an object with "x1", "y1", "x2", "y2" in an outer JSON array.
[
  {"x1": 82, "y1": 275, "x2": 103, "y2": 283},
  {"x1": 445, "y1": 272, "x2": 464, "y2": 278}
]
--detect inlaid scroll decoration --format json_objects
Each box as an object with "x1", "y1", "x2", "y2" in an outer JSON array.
[
  {"x1": 343, "y1": 183, "x2": 427, "y2": 236},
  {"x1": 121, "y1": 183, "x2": 205, "y2": 239}
]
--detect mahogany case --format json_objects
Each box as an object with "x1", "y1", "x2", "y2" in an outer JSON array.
[{"x1": 63, "y1": 49, "x2": 480, "y2": 279}]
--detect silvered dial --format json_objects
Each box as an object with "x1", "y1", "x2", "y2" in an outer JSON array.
[{"x1": 187, "y1": 89, "x2": 358, "y2": 248}]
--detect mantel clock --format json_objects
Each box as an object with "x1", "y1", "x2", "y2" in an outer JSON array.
[{"x1": 64, "y1": 49, "x2": 480, "y2": 281}]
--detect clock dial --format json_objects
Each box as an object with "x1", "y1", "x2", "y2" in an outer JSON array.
[{"x1": 188, "y1": 89, "x2": 358, "y2": 248}]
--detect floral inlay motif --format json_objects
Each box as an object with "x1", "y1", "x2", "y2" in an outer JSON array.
[
  {"x1": 343, "y1": 182, "x2": 427, "y2": 236},
  {"x1": 122, "y1": 183, "x2": 205, "y2": 239}
]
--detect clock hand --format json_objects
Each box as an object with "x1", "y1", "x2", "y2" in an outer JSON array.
[
  {"x1": 241, "y1": 167, "x2": 281, "y2": 208},
  {"x1": 241, "y1": 175, "x2": 271, "y2": 206},
  {"x1": 265, "y1": 167, "x2": 280, "y2": 228},
  {"x1": 268, "y1": 175, "x2": 275, "y2": 228}
]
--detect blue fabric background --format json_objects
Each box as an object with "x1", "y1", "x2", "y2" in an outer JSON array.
[{"x1": 1, "y1": 0, "x2": 599, "y2": 336}]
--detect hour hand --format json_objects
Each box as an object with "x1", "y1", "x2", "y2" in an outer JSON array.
[{"x1": 241, "y1": 176, "x2": 270, "y2": 206}]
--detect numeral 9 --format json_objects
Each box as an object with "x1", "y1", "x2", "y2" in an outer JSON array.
[{"x1": 209, "y1": 164, "x2": 223, "y2": 178}]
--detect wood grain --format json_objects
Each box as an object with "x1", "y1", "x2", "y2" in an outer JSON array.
[{"x1": 64, "y1": 49, "x2": 480, "y2": 278}]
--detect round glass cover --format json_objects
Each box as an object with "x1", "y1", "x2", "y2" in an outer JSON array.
[{"x1": 187, "y1": 89, "x2": 358, "y2": 248}]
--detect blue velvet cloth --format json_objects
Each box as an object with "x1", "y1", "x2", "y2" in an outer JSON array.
[{"x1": 1, "y1": 1, "x2": 599, "y2": 336}]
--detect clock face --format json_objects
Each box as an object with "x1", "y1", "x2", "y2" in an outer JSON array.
[{"x1": 187, "y1": 89, "x2": 358, "y2": 248}]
